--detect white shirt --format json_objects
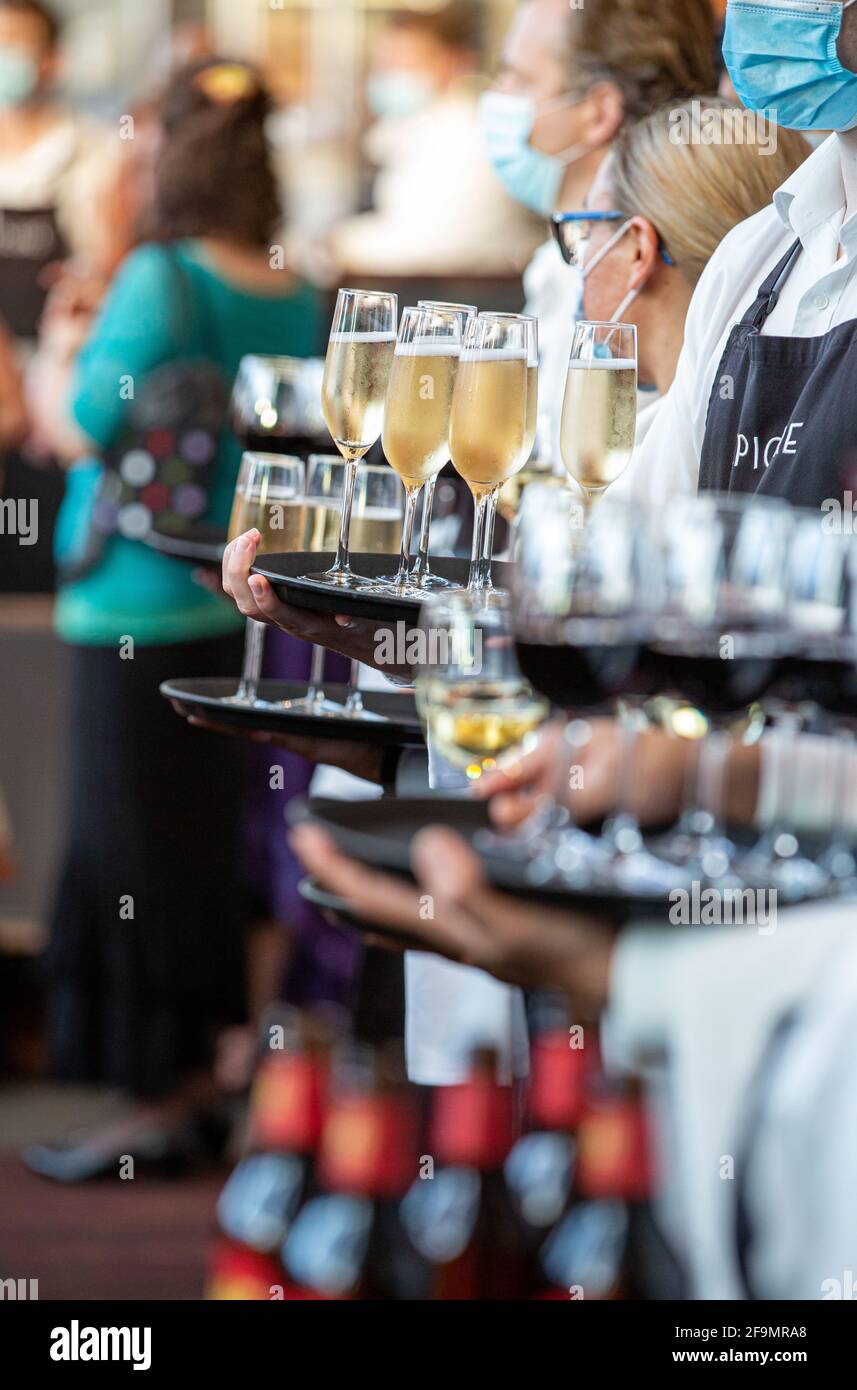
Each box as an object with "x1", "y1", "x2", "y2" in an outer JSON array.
[{"x1": 626, "y1": 133, "x2": 857, "y2": 504}]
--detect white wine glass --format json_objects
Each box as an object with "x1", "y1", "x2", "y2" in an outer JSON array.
[
  {"x1": 226, "y1": 452, "x2": 305, "y2": 708},
  {"x1": 561, "y1": 321, "x2": 637, "y2": 510},
  {"x1": 478, "y1": 311, "x2": 538, "y2": 591},
  {"x1": 449, "y1": 313, "x2": 530, "y2": 596},
  {"x1": 412, "y1": 299, "x2": 476, "y2": 590},
  {"x1": 304, "y1": 452, "x2": 404, "y2": 720},
  {"x1": 376, "y1": 305, "x2": 465, "y2": 598},
  {"x1": 304, "y1": 288, "x2": 397, "y2": 589},
  {"x1": 414, "y1": 590, "x2": 550, "y2": 787}
]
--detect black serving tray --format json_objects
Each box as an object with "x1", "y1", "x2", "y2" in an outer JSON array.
[
  {"x1": 251, "y1": 552, "x2": 514, "y2": 626},
  {"x1": 161, "y1": 678, "x2": 424, "y2": 747},
  {"x1": 146, "y1": 521, "x2": 227, "y2": 566},
  {"x1": 290, "y1": 796, "x2": 693, "y2": 924}
]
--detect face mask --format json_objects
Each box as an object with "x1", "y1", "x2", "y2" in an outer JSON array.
[
  {"x1": 0, "y1": 47, "x2": 38, "y2": 107},
  {"x1": 582, "y1": 219, "x2": 640, "y2": 322},
  {"x1": 367, "y1": 72, "x2": 434, "y2": 119},
  {"x1": 723, "y1": 0, "x2": 857, "y2": 132},
  {"x1": 479, "y1": 90, "x2": 590, "y2": 216}
]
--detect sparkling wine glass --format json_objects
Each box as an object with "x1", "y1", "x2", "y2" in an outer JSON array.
[
  {"x1": 225, "y1": 451, "x2": 306, "y2": 708},
  {"x1": 449, "y1": 313, "x2": 530, "y2": 596},
  {"x1": 412, "y1": 299, "x2": 476, "y2": 590},
  {"x1": 303, "y1": 288, "x2": 397, "y2": 589},
  {"x1": 561, "y1": 322, "x2": 637, "y2": 510},
  {"x1": 478, "y1": 311, "x2": 538, "y2": 591},
  {"x1": 304, "y1": 452, "x2": 404, "y2": 720},
  {"x1": 375, "y1": 305, "x2": 465, "y2": 598}
]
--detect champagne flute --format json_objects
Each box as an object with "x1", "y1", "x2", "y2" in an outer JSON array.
[
  {"x1": 414, "y1": 591, "x2": 550, "y2": 788},
  {"x1": 303, "y1": 288, "x2": 397, "y2": 589},
  {"x1": 449, "y1": 313, "x2": 530, "y2": 596},
  {"x1": 478, "y1": 311, "x2": 538, "y2": 590},
  {"x1": 304, "y1": 453, "x2": 404, "y2": 720},
  {"x1": 412, "y1": 299, "x2": 476, "y2": 589},
  {"x1": 231, "y1": 354, "x2": 326, "y2": 456},
  {"x1": 376, "y1": 306, "x2": 465, "y2": 597},
  {"x1": 226, "y1": 452, "x2": 306, "y2": 708},
  {"x1": 561, "y1": 321, "x2": 637, "y2": 510}
]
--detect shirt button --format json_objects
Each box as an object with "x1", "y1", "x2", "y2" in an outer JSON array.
[{"x1": 813, "y1": 292, "x2": 830, "y2": 310}]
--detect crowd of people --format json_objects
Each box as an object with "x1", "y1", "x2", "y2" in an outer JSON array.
[{"x1": 3, "y1": 0, "x2": 857, "y2": 1302}]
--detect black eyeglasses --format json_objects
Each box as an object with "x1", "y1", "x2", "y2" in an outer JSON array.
[{"x1": 551, "y1": 211, "x2": 675, "y2": 269}]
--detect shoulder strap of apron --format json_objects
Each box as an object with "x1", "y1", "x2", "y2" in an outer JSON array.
[{"x1": 743, "y1": 238, "x2": 802, "y2": 332}]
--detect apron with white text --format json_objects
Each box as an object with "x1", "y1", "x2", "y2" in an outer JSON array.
[{"x1": 698, "y1": 239, "x2": 857, "y2": 506}]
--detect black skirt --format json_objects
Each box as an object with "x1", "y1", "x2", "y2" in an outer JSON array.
[{"x1": 45, "y1": 635, "x2": 248, "y2": 1099}]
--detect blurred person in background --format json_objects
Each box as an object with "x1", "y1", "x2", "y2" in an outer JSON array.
[
  {"x1": 331, "y1": 0, "x2": 539, "y2": 274},
  {"x1": 479, "y1": 0, "x2": 719, "y2": 463},
  {"x1": 23, "y1": 59, "x2": 322, "y2": 1183}
]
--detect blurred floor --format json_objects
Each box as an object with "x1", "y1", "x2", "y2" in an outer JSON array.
[{"x1": 0, "y1": 1081, "x2": 223, "y2": 1300}]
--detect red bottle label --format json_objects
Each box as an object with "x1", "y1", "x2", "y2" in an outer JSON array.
[
  {"x1": 577, "y1": 1097, "x2": 652, "y2": 1200},
  {"x1": 318, "y1": 1095, "x2": 418, "y2": 1198},
  {"x1": 432, "y1": 1075, "x2": 516, "y2": 1170},
  {"x1": 250, "y1": 1054, "x2": 327, "y2": 1153},
  {"x1": 529, "y1": 1031, "x2": 589, "y2": 1132}
]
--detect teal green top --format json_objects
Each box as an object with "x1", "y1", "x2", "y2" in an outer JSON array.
[{"x1": 54, "y1": 239, "x2": 321, "y2": 647}]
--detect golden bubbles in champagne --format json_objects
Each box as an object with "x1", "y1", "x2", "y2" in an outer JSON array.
[
  {"x1": 560, "y1": 360, "x2": 637, "y2": 498},
  {"x1": 321, "y1": 332, "x2": 396, "y2": 459}
]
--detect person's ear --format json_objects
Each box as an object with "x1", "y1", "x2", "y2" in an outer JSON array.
[
  {"x1": 626, "y1": 216, "x2": 661, "y2": 292},
  {"x1": 578, "y1": 81, "x2": 626, "y2": 146}
]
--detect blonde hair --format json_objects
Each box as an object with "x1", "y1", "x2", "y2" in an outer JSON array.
[{"x1": 609, "y1": 99, "x2": 810, "y2": 285}]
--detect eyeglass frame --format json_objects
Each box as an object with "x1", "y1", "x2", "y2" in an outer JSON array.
[{"x1": 550, "y1": 210, "x2": 675, "y2": 270}]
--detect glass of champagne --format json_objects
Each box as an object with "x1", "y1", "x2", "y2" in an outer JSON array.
[
  {"x1": 230, "y1": 354, "x2": 326, "y2": 456},
  {"x1": 560, "y1": 321, "x2": 637, "y2": 509},
  {"x1": 226, "y1": 452, "x2": 306, "y2": 708},
  {"x1": 477, "y1": 311, "x2": 538, "y2": 590},
  {"x1": 412, "y1": 299, "x2": 476, "y2": 590},
  {"x1": 449, "y1": 313, "x2": 530, "y2": 596},
  {"x1": 304, "y1": 453, "x2": 404, "y2": 719},
  {"x1": 414, "y1": 591, "x2": 550, "y2": 787},
  {"x1": 376, "y1": 305, "x2": 465, "y2": 597},
  {"x1": 304, "y1": 288, "x2": 397, "y2": 588}
]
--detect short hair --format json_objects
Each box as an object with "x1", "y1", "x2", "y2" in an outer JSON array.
[
  {"x1": 387, "y1": 1, "x2": 482, "y2": 54},
  {"x1": 567, "y1": 0, "x2": 718, "y2": 120},
  {"x1": 0, "y1": 0, "x2": 61, "y2": 48}
]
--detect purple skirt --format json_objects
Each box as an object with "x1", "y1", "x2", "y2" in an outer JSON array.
[{"x1": 239, "y1": 630, "x2": 359, "y2": 1006}]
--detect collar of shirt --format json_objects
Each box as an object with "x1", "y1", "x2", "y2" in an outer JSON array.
[{"x1": 775, "y1": 133, "x2": 857, "y2": 261}]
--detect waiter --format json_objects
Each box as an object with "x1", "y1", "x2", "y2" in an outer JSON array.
[{"x1": 628, "y1": 0, "x2": 857, "y2": 509}]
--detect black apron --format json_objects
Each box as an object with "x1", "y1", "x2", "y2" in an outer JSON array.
[{"x1": 698, "y1": 238, "x2": 857, "y2": 506}]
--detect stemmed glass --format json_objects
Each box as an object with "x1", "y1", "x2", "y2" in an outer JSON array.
[
  {"x1": 303, "y1": 288, "x2": 397, "y2": 589},
  {"x1": 478, "y1": 312, "x2": 538, "y2": 591},
  {"x1": 374, "y1": 306, "x2": 465, "y2": 598},
  {"x1": 303, "y1": 452, "x2": 404, "y2": 719},
  {"x1": 225, "y1": 452, "x2": 306, "y2": 708},
  {"x1": 509, "y1": 485, "x2": 675, "y2": 891},
  {"x1": 231, "y1": 354, "x2": 326, "y2": 455},
  {"x1": 560, "y1": 322, "x2": 637, "y2": 510},
  {"x1": 449, "y1": 313, "x2": 531, "y2": 596},
  {"x1": 646, "y1": 494, "x2": 795, "y2": 885},
  {"x1": 738, "y1": 513, "x2": 852, "y2": 898},
  {"x1": 412, "y1": 300, "x2": 476, "y2": 590},
  {"x1": 413, "y1": 591, "x2": 550, "y2": 789}
]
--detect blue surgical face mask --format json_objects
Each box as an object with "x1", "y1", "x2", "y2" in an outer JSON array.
[
  {"x1": 0, "y1": 47, "x2": 38, "y2": 107},
  {"x1": 723, "y1": 0, "x2": 857, "y2": 132},
  {"x1": 479, "y1": 90, "x2": 590, "y2": 216},
  {"x1": 367, "y1": 71, "x2": 435, "y2": 119}
]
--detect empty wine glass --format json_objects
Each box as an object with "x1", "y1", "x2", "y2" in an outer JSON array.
[{"x1": 303, "y1": 288, "x2": 397, "y2": 589}]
